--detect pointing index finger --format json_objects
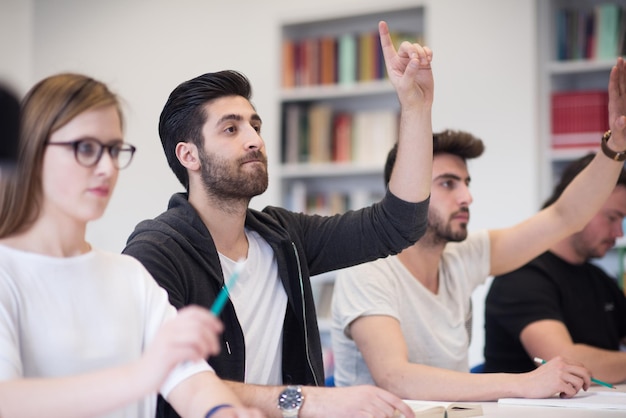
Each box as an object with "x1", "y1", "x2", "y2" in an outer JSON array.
[{"x1": 378, "y1": 20, "x2": 398, "y2": 63}]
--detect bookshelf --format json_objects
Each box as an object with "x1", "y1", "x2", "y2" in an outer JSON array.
[
  {"x1": 279, "y1": 6, "x2": 425, "y2": 215},
  {"x1": 537, "y1": 0, "x2": 626, "y2": 289},
  {"x1": 278, "y1": 6, "x2": 426, "y2": 378}
]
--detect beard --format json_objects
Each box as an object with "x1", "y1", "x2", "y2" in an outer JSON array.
[
  {"x1": 570, "y1": 229, "x2": 614, "y2": 260},
  {"x1": 425, "y1": 207, "x2": 469, "y2": 245},
  {"x1": 199, "y1": 148, "x2": 268, "y2": 202}
]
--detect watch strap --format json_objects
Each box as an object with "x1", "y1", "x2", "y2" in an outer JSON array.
[{"x1": 601, "y1": 130, "x2": 626, "y2": 161}]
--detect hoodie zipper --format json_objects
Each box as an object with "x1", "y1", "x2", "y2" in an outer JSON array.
[{"x1": 291, "y1": 241, "x2": 320, "y2": 386}]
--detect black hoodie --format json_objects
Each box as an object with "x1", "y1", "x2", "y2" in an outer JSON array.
[{"x1": 123, "y1": 190, "x2": 428, "y2": 418}]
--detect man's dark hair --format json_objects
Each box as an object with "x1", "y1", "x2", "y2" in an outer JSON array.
[
  {"x1": 542, "y1": 152, "x2": 626, "y2": 209},
  {"x1": 384, "y1": 129, "x2": 485, "y2": 185},
  {"x1": 158, "y1": 70, "x2": 253, "y2": 189}
]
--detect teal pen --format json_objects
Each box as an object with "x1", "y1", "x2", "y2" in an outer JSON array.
[
  {"x1": 533, "y1": 357, "x2": 616, "y2": 389},
  {"x1": 211, "y1": 259, "x2": 245, "y2": 315}
]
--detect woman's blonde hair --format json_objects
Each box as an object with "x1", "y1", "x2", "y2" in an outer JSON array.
[{"x1": 0, "y1": 73, "x2": 122, "y2": 237}]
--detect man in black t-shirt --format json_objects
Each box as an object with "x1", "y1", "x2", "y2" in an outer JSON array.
[{"x1": 484, "y1": 153, "x2": 626, "y2": 385}]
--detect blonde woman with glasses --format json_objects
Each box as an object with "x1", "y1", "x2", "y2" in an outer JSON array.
[{"x1": 0, "y1": 73, "x2": 263, "y2": 418}]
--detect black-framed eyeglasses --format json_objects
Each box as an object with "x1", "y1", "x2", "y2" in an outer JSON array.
[{"x1": 46, "y1": 137, "x2": 137, "y2": 170}]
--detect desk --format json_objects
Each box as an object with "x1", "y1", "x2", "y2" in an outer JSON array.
[{"x1": 474, "y1": 384, "x2": 626, "y2": 417}]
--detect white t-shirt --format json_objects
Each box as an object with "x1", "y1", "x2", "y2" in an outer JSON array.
[
  {"x1": 0, "y1": 245, "x2": 211, "y2": 418},
  {"x1": 331, "y1": 230, "x2": 491, "y2": 387},
  {"x1": 220, "y1": 229, "x2": 287, "y2": 385}
]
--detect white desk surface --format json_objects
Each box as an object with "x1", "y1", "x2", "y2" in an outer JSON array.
[{"x1": 474, "y1": 384, "x2": 626, "y2": 417}]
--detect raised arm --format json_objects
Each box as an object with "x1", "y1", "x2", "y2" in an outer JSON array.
[
  {"x1": 489, "y1": 57, "x2": 626, "y2": 276},
  {"x1": 379, "y1": 20, "x2": 433, "y2": 203},
  {"x1": 350, "y1": 315, "x2": 590, "y2": 401}
]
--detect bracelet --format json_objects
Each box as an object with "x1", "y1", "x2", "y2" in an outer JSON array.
[
  {"x1": 600, "y1": 130, "x2": 626, "y2": 161},
  {"x1": 205, "y1": 403, "x2": 234, "y2": 418}
]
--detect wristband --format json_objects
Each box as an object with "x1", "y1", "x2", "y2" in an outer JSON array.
[
  {"x1": 205, "y1": 403, "x2": 234, "y2": 418},
  {"x1": 600, "y1": 130, "x2": 626, "y2": 161}
]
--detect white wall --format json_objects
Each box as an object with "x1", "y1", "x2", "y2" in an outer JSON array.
[
  {"x1": 3, "y1": 0, "x2": 539, "y2": 368},
  {"x1": 0, "y1": 0, "x2": 33, "y2": 94}
]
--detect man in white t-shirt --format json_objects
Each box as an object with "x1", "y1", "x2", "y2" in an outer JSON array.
[{"x1": 332, "y1": 87, "x2": 626, "y2": 401}]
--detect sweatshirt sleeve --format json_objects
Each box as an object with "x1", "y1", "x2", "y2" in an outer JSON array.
[{"x1": 269, "y1": 188, "x2": 429, "y2": 276}]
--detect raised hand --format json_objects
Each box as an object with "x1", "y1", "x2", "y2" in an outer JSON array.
[
  {"x1": 378, "y1": 20, "x2": 433, "y2": 108},
  {"x1": 608, "y1": 57, "x2": 626, "y2": 150}
]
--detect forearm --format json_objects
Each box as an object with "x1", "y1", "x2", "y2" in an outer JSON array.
[
  {"x1": 224, "y1": 380, "x2": 283, "y2": 418},
  {"x1": 169, "y1": 372, "x2": 244, "y2": 418},
  {"x1": 388, "y1": 106, "x2": 432, "y2": 203},
  {"x1": 376, "y1": 363, "x2": 520, "y2": 402},
  {"x1": 0, "y1": 362, "x2": 150, "y2": 418},
  {"x1": 223, "y1": 381, "x2": 340, "y2": 418},
  {"x1": 561, "y1": 343, "x2": 626, "y2": 384},
  {"x1": 553, "y1": 152, "x2": 625, "y2": 231}
]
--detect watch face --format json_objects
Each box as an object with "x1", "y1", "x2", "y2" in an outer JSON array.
[{"x1": 278, "y1": 386, "x2": 303, "y2": 410}]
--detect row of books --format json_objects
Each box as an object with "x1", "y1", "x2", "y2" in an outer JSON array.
[
  {"x1": 551, "y1": 90, "x2": 607, "y2": 148},
  {"x1": 287, "y1": 182, "x2": 383, "y2": 215},
  {"x1": 555, "y1": 3, "x2": 626, "y2": 61},
  {"x1": 282, "y1": 103, "x2": 399, "y2": 165},
  {"x1": 281, "y1": 30, "x2": 421, "y2": 88}
]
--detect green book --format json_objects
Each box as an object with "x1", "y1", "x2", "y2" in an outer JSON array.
[
  {"x1": 595, "y1": 3, "x2": 620, "y2": 59},
  {"x1": 338, "y1": 33, "x2": 357, "y2": 85}
]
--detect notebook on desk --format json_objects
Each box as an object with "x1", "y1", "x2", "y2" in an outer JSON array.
[
  {"x1": 498, "y1": 390, "x2": 626, "y2": 411},
  {"x1": 393, "y1": 399, "x2": 483, "y2": 418}
]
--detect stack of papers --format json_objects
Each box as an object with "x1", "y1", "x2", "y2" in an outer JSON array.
[{"x1": 498, "y1": 390, "x2": 626, "y2": 410}]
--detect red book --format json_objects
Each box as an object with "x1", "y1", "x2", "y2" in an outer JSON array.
[
  {"x1": 551, "y1": 90, "x2": 608, "y2": 148},
  {"x1": 332, "y1": 112, "x2": 353, "y2": 162}
]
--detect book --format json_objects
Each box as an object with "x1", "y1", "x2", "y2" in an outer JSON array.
[
  {"x1": 319, "y1": 36, "x2": 337, "y2": 85},
  {"x1": 338, "y1": 33, "x2": 357, "y2": 85},
  {"x1": 283, "y1": 104, "x2": 302, "y2": 164},
  {"x1": 551, "y1": 90, "x2": 608, "y2": 148},
  {"x1": 281, "y1": 39, "x2": 296, "y2": 88},
  {"x1": 498, "y1": 390, "x2": 626, "y2": 411},
  {"x1": 307, "y1": 104, "x2": 333, "y2": 163},
  {"x1": 394, "y1": 400, "x2": 483, "y2": 418},
  {"x1": 352, "y1": 109, "x2": 398, "y2": 164},
  {"x1": 331, "y1": 112, "x2": 352, "y2": 162},
  {"x1": 358, "y1": 31, "x2": 377, "y2": 82},
  {"x1": 594, "y1": 3, "x2": 621, "y2": 60}
]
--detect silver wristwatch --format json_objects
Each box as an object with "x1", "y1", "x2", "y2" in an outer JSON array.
[{"x1": 277, "y1": 385, "x2": 304, "y2": 417}]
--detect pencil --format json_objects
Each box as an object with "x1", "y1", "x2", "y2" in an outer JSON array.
[
  {"x1": 533, "y1": 357, "x2": 616, "y2": 389},
  {"x1": 210, "y1": 259, "x2": 245, "y2": 315}
]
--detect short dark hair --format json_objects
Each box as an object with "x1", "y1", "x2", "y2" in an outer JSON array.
[
  {"x1": 158, "y1": 70, "x2": 253, "y2": 189},
  {"x1": 542, "y1": 152, "x2": 626, "y2": 209},
  {"x1": 384, "y1": 129, "x2": 485, "y2": 185}
]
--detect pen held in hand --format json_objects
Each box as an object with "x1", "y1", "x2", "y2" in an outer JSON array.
[
  {"x1": 533, "y1": 357, "x2": 616, "y2": 389},
  {"x1": 210, "y1": 259, "x2": 245, "y2": 316}
]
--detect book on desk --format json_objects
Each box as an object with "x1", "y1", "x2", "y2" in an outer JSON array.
[{"x1": 393, "y1": 399, "x2": 483, "y2": 418}]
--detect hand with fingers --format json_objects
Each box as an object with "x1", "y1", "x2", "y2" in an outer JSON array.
[
  {"x1": 520, "y1": 356, "x2": 591, "y2": 399},
  {"x1": 606, "y1": 57, "x2": 626, "y2": 152},
  {"x1": 301, "y1": 385, "x2": 415, "y2": 418},
  {"x1": 138, "y1": 305, "x2": 224, "y2": 392},
  {"x1": 378, "y1": 20, "x2": 433, "y2": 109}
]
